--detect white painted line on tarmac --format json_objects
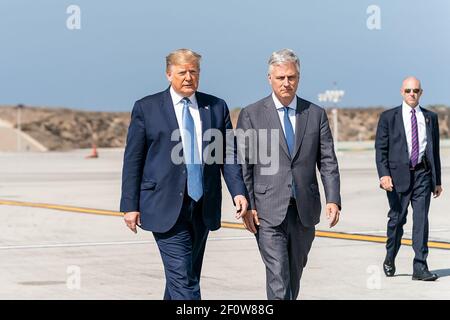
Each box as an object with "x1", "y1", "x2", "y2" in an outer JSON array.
[
  {"x1": 0, "y1": 236, "x2": 255, "y2": 250},
  {"x1": 347, "y1": 228, "x2": 450, "y2": 234},
  {"x1": 0, "y1": 240, "x2": 154, "y2": 250}
]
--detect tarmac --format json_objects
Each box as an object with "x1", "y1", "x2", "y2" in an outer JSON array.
[{"x1": 0, "y1": 144, "x2": 449, "y2": 300}]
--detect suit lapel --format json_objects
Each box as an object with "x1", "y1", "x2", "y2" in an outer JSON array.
[
  {"x1": 292, "y1": 97, "x2": 309, "y2": 160},
  {"x1": 196, "y1": 92, "x2": 211, "y2": 164},
  {"x1": 263, "y1": 96, "x2": 290, "y2": 158},
  {"x1": 161, "y1": 87, "x2": 180, "y2": 133},
  {"x1": 394, "y1": 106, "x2": 407, "y2": 147},
  {"x1": 421, "y1": 107, "x2": 433, "y2": 155}
]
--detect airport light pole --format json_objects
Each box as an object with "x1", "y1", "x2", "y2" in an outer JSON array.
[
  {"x1": 16, "y1": 104, "x2": 24, "y2": 152},
  {"x1": 318, "y1": 85, "x2": 345, "y2": 154}
]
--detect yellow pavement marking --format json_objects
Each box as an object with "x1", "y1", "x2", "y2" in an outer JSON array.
[
  {"x1": 1, "y1": 199, "x2": 449, "y2": 250},
  {"x1": 0, "y1": 199, "x2": 122, "y2": 217},
  {"x1": 221, "y1": 221, "x2": 246, "y2": 229},
  {"x1": 225, "y1": 221, "x2": 450, "y2": 249},
  {"x1": 315, "y1": 230, "x2": 450, "y2": 250}
]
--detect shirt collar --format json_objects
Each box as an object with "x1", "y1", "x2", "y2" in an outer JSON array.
[
  {"x1": 272, "y1": 93, "x2": 297, "y2": 111},
  {"x1": 170, "y1": 86, "x2": 197, "y2": 106},
  {"x1": 402, "y1": 101, "x2": 421, "y2": 114}
]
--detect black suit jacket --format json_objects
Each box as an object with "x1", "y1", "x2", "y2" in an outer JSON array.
[{"x1": 375, "y1": 105, "x2": 441, "y2": 193}]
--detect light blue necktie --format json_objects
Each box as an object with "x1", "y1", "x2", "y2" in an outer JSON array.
[
  {"x1": 283, "y1": 106, "x2": 296, "y2": 198},
  {"x1": 182, "y1": 97, "x2": 203, "y2": 201},
  {"x1": 283, "y1": 107, "x2": 295, "y2": 156}
]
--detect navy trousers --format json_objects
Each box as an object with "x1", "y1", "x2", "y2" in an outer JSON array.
[
  {"x1": 385, "y1": 166, "x2": 432, "y2": 272},
  {"x1": 153, "y1": 194, "x2": 208, "y2": 300}
]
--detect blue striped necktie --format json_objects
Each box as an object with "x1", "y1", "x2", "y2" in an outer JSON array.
[
  {"x1": 410, "y1": 109, "x2": 419, "y2": 168},
  {"x1": 182, "y1": 97, "x2": 203, "y2": 201}
]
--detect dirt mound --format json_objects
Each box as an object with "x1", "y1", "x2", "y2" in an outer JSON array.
[
  {"x1": 0, "y1": 106, "x2": 129, "y2": 150},
  {"x1": 1, "y1": 104, "x2": 448, "y2": 150}
]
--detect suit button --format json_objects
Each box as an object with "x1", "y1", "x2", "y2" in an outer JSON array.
[
  {"x1": 179, "y1": 192, "x2": 183, "y2": 196},
  {"x1": 288, "y1": 184, "x2": 292, "y2": 188},
  {"x1": 182, "y1": 170, "x2": 186, "y2": 174}
]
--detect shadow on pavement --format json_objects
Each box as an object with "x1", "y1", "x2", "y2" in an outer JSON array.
[{"x1": 433, "y1": 268, "x2": 450, "y2": 278}]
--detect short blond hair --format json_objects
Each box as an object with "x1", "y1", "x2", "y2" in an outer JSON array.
[{"x1": 166, "y1": 48, "x2": 201, "y2": 72}]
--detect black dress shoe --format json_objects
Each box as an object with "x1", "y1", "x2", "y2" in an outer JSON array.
[
  {"x1": 412, "y1": 269, "x2": 439, "y2": 281},
  {"x1": 383, "y1": 259, "x2": 395, "y2": 277}
]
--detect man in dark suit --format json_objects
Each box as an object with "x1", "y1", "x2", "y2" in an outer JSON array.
[
  {"x1": 120, "y1": 48, "x2": 248, "y2": 299},
  {"x1": 375, "y1": 76, "x2": 442, "y2": 281},
  {"x1": 236, "y1": 49, "x2": 341, "y2": 300}
]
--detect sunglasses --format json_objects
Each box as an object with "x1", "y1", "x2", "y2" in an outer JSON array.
[{"x1": 404, "y1": 88, "x2": 421, "y2": 94}]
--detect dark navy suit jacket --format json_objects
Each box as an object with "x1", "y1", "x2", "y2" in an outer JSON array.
[
  {"x1": 375, "y1": 105, "x2": 441, "y2": 193},
  {"x1": 120, "y1": 88, "x2": 246, "y2": 233}
]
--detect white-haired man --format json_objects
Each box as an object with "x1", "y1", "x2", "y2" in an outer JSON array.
[{"x1": 237, "y1": 49, "x2": 341, "y2": 299}]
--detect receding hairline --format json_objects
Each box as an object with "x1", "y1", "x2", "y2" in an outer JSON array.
[
  {"x1": 401, "y1": 76, "x2": 422, "y2": 88},
  {"x1": 166, "y1": 49, "x2": 201, "y2": 72}
]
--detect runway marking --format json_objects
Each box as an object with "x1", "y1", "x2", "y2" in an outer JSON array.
[
  {"x1": 314, "y1": 230, "x2": 450, "y2": 250},
  {"x1": 349, "y1": 228, "x2": 450, "y2": 234},
  {"x1": 0, "y1": 236, "x2": 254, "y2": 250},
  {"x1": 1, "y1": 199, "x2": 449, "y2": 250},
  {"x1": 223, "y1": 221, "x2": 450, "y2": 249},
  {"x1": 0, "y1": 199, "x2": 122, "y2": 217},
  {"x1": 0, "y1": 241, "x2": 153, "y2": 250}
]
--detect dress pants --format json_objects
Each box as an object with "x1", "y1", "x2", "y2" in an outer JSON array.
[
  {"x1": 153, "y1": 194, "x2": 208, "y2": 300},
  {"x1": 385, "y1": 166, "x2": 432, "y2": 272},
  {"x1": 256, "y1": 201, "x2": 315, "y2": 300}
]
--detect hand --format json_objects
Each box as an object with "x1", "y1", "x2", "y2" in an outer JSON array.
[
  {"x1": 326, "y1": 203, "x2": 340, "y2": 228},
  {"x1": 380, "y1": 176, "x2": 393, "y2": 192},
  {"x1": 234, "y1": 195, "x2": 248, "y2": 219},
  {"x1": 124, "y1": 211, "x2": 141, "y2": 234},
  {"x1": 433, "y1": 185, "x2": 443, "y2": 198},
  {"x1": 242, "y1": 209, "x2": 260, "y2": 234}
]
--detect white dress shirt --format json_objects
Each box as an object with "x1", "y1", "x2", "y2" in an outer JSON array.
[
  {"x1": 170, "y1": 86, "x2": 203, "y2": 162},
  {"x1": 402, "y1": 101, "x2": 427, "y2": 162},
  {"x1": 272, "y1": 93, "x2": 297, "y2": 136}
]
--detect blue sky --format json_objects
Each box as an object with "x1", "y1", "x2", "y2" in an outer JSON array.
[{"x1": 1, "y1": 0, "x2": 449, "y2": 111}]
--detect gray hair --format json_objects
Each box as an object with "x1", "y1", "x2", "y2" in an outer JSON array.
[{"x1": 268, "y1": 49, "x2": 300, "y2": 74}]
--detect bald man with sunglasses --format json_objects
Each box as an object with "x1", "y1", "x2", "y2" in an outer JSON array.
[{"x1": 375, "y1": 76, "x2": 442, "y2": 281}]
